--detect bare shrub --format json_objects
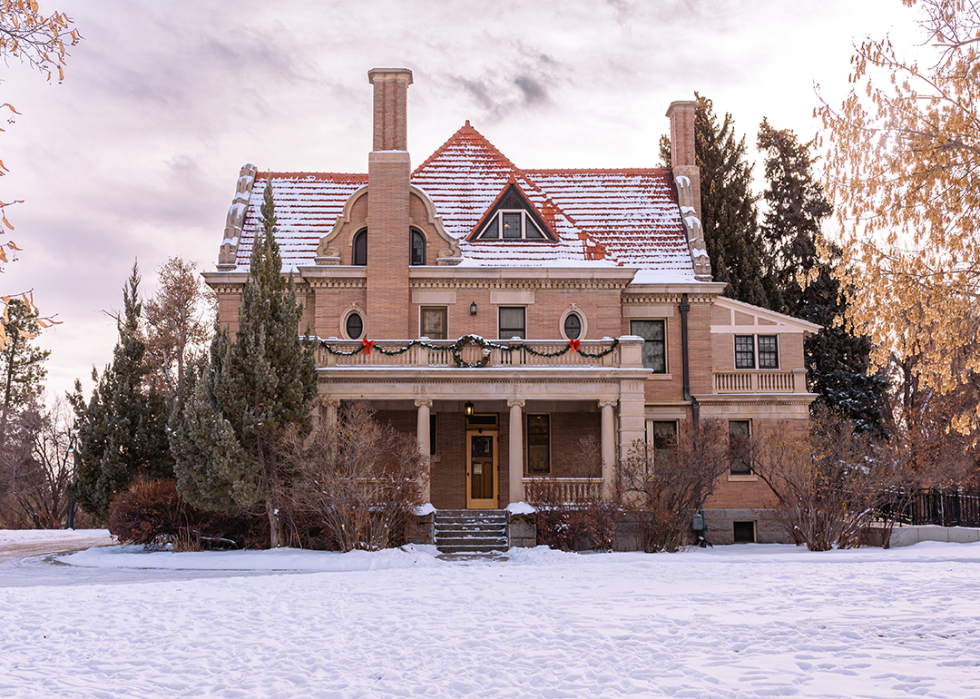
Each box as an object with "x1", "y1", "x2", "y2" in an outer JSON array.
[
  {"x1": 754, "y1": 407, "x2": 913, "y2": 551},
  {"x1": 0, "y1": 397, "x2": 82, "y2": 529},
  {"x1": 617, "y1": 419, "x2": 730, "y2": 552},
  {"x1": 108, "y1": 479, "x2": 259, "y2": 550},
  {"x1": 289, "y1": 401, "x2": 425, "y2": 552},
  {"x1": 526, "y1": 437, "x2": 615, "y2": 551}
]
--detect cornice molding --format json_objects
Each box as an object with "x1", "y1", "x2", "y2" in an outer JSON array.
[
  {"x1": 409, "y1": 278, "x2": 630, "y2": 291},
  {"x1": 692, "y1": 393, "x2": 818, "y2": 407},
  {"x1": 623, "y1": 293, "x2": 714, "y2": 305}
]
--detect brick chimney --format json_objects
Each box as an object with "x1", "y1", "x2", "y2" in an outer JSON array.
[
  {"x1": 366, "y1": 68, "x2": 413, "y2": 339},
  {"x1": 666, "y1": 101, "x2": 701, "y2": 221},
  {"x1": 667, "y1": 100, "x2": 711, "y2": 281}
]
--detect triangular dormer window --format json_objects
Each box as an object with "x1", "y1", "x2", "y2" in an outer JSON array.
[{"x1": 471, "y1": 183, "x2": 556, "y2": 242}]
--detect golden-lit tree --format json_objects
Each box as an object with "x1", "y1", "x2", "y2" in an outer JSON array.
[
  {"x1": 0, "y1": 2, "x2": 80, "y2": 345},
  {"x1": 143, "y1": 257, "x2": 216, "y2": 398},
  {"x1": 817, "y1": 0, "x2": 980, "y2": 426}
]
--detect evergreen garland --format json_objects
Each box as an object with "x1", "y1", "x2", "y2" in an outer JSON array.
[{"x1": 320, "y1": 334, "x2": 619, "y2": 368}]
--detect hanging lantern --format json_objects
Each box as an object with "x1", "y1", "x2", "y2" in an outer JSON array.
[{"x1": 464, "y1": 401, "x2": 475, "y2": 416}]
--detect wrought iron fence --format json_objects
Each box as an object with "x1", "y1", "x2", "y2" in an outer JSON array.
[{"x1": 890, "y1": 490, "x2": 980, "y2": 527}]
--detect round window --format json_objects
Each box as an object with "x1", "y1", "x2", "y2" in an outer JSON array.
[
  {"x1": 345, "y1": 312, "x2": 364, "y2": 339},
  {"x1": 563, "y1": 313, "x2": 582, "y2": 340}
]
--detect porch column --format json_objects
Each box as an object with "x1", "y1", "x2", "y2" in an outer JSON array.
[
  {"x1": 508, "y1": 398, "x2": 525, "y2": 503},
  {"x1": 599, "y1": 399, "x2": 617, "y2": 501},
  {"x1": 618, "y1": 379, "x2": 647, "y2": 467},
  {"x1": 415, "y1": 398, "x2": 432, "y2": 503}
]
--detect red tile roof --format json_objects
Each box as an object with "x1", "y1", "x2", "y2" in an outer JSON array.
[
  {"x1": 232, "y1": 124, "x2": 695, "y2": 280},
  {"x1": 236, "y1": 173, "x2": 366, "y2": 269}
]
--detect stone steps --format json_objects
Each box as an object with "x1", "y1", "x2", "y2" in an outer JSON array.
[{"x1": 435, "y1": 509, "x2": 508, "y2": 554}]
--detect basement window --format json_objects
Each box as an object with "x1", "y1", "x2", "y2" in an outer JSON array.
[{"x1": 733, "y1": 521, "x2": 756, "y2": 543}]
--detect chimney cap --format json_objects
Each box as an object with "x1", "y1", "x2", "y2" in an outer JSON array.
[
  {"x1": 665, "y1": 100, "x2": 697, "y2": 118},
  {"x1": 368, "y1": 67, "x2": 414, "y2": 85}
]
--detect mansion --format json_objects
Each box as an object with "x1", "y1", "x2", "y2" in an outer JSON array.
[{"x1": 204, "y1": 68, "x2": 819, "y2": 545}]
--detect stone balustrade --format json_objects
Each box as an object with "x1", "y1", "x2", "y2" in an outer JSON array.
[
  {"x1": 317, "y1": 337, "x2": 631, "y2": 369},
  {"x1": 523, "y1": 477, "x2": 603, "y2": 504},
  {"x1": 712, "y1": 369, "x2": 808, "y2": 394}
]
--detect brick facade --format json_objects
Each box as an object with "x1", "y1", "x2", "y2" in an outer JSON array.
[{"x1": 204, "y1": 67, "x2": 821, "y2": 545}]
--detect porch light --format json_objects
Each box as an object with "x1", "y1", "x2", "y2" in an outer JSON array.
[
  {"x1": 464, "y1": 401, "x2": 475, "y2": 416},
  {"x1": 470, "y1": 302, "x2": 477, "y2": 316}
]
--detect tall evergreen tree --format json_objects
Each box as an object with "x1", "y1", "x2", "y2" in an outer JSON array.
[
  {"x1": 69, "y1": 264, "x2": 172, "y2": 521},
  {"x1": 757, "y1": 120, "x2": 886, "y2": 434},
  {"x1": 171, "y1": 184, "x2": 317, "y2": 547},
  {"x1": 661, "y1": 94, "x2": 771, "y2": 307},
  {"x1": 0, "y1": 299, "x2": 49, "y2": 452}
]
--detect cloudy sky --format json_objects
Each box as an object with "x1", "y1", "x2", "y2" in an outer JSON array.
[{"x1": 2, "y1": 0, "x2": 922, "y2": 399}]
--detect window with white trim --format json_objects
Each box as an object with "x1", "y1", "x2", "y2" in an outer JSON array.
[
  {"x1": 735, "y1": 335, "x2": 755, "y2": 369},
  {"x1": 758, "y1": 335, "x2": 778, "y2": 369},
  {"x1": 728, "y1": 420, "x2": 752, "y2": 475},
  {"x1": 477, "y1": 210, "x2": 548, "y2": 240},
  {"x1": 420, "y1": 307, "x2": 447, "y2": 340},
  {"x1": 499, "y1": 307, "x2": 526, "y2": 339},
  {"x1": 735, "y1": 335, "x2": 779, "y2": 369},
  {"x1": 631, "y1": 320, "x2": 667, "y2": 373}
]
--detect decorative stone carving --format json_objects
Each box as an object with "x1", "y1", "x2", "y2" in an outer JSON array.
[
  {"x1": 674, "y1": 175, "x2": 713, "y2": 282},
  {"x1": 218, "y1": 163, "x2": 257, "y2": 270}
]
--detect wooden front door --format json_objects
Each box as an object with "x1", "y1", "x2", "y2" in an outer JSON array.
[{"x1": 466, "y1": 430, "x2": 499, "y2": 509}]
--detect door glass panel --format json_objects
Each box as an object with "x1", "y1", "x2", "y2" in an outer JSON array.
[{"x1": 471, "y1": 435, "x2": 492, "y2": 458}]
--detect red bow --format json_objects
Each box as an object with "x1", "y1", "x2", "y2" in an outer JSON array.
[
  {"x1": 569, "y1": 338, "x2": 581, "y2": 352},
  {"x1": 361, "y1": 338, "x2": 375, "y2": 354}
]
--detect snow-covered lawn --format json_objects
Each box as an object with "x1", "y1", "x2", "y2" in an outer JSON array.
[{"x1": 1, "y1": 535, "x2": 979, "y2": 698}]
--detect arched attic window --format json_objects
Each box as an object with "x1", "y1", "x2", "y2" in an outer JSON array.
[
  {"x1": 352, "y1": 229, "x2": 367, "y2": 266},
  {"x1": 411, "y1": 229, "x2": 426, "y2": 266}
]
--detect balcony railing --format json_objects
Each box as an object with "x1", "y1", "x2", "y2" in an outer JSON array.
[
  {"x1": 317, "y1": 337, "x2": 628, "y2": 369},
  {"x1": 712, "y1": 369, "x2": 808, "y2": 394}
]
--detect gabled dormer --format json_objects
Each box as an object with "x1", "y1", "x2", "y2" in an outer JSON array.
[{"x1": 468, "y1": 182, "x2": 557, "y2": 243}]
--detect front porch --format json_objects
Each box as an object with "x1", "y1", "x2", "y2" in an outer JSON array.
[
  {"x1": 325, "y1": 398, "x2": 619, "y2": 510},
  {"x1": 316, "y1": 335, "x2": 650, "y2": 508}
]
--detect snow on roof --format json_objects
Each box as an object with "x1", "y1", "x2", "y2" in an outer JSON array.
[
  {"x1": 230, "y1": 123, "x2": 696, "y2": 280},
  {"x1": 236, "y1": 173, "x2": 366, "y2": 269}
]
